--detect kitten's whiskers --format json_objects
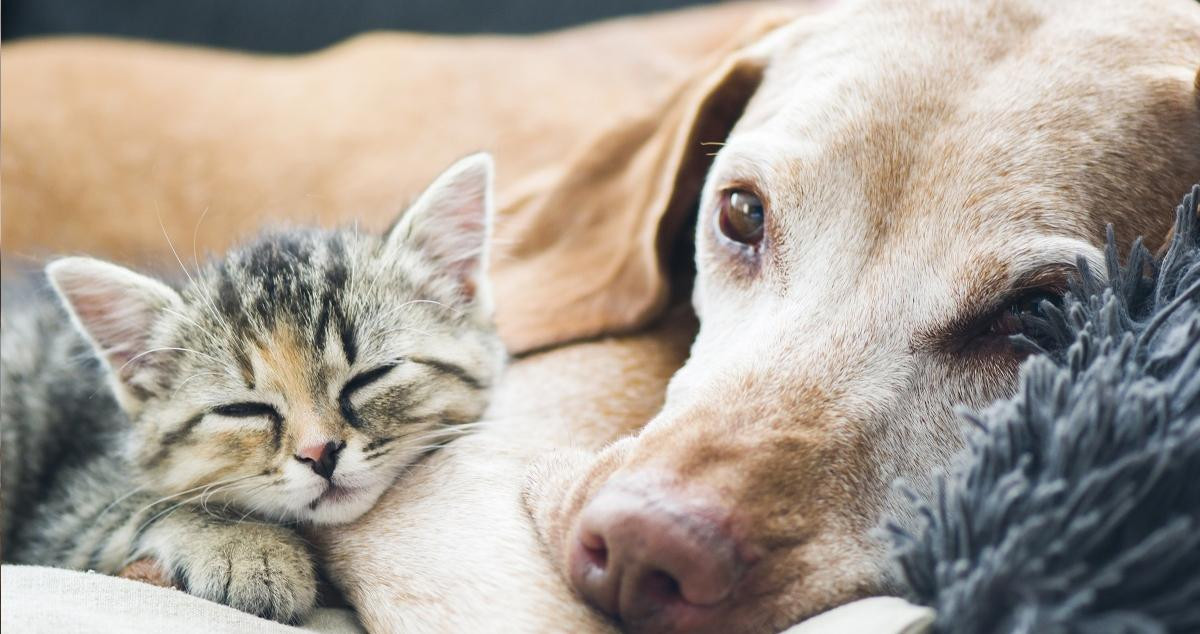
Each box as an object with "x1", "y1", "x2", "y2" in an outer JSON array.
[
  {"x1": 131, "y1": 473, "x2": 258, "y2": 520},
  {"x1": 157, "y1": 204, "x2": 197, "y2": 288}
]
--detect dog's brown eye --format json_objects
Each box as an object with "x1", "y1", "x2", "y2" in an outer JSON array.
[
  {"x1": 717, "y1": 190, "x2": 765, "y2": 246},
  {"x1": 988, "y1": 291, "x2": 1062, "y2": 346}
]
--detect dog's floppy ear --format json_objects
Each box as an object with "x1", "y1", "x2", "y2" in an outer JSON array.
[{"x1": 489, "y1": 12, "x2": 795, "y2": 353}]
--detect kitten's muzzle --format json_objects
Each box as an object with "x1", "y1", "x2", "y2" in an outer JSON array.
[{"x1": 295, "y1": 440, "x2": 345, "y2": 480}]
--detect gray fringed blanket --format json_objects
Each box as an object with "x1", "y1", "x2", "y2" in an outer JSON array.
[{"x1": 890, "y1": 185, "x2": 1200, "y2": 634}]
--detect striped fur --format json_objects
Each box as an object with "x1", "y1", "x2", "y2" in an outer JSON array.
[{"x1": 0, "y1": 154, "x2": 504, "y2": 622}]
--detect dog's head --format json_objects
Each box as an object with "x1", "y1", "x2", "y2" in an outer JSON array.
[{"x1": 510, "y1": 0, "x2": 1200, "y2": 632}]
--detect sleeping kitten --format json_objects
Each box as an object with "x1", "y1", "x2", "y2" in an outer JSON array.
[{"x1": 0, "y1": 154, "x2": 505, "y2": 622}]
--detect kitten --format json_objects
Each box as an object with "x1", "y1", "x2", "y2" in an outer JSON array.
[{"x1": 0, "y1": 154, "x2": 505, "y2": 622}]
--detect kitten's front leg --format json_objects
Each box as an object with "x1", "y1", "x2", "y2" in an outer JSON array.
[
  {"x1": 14, "y1": 461, "x2": 317, "y2": 622},
  {"x1": 134, "y1": 507, "x2": 318, "y2": 623}
]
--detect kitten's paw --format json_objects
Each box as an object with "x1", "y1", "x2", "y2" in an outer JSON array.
[{"x1": 167, "y1": 524, "x2": 318, "y2": 623}]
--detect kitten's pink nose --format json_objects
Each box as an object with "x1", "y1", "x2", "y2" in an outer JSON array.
[{"x1": 295, "y1": 440, "x2": 344, "y2": 480}]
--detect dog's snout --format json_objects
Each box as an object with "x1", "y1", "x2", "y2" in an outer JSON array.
[{"x1": 568, "y1": 474, "x2": 749, "y2": 633}]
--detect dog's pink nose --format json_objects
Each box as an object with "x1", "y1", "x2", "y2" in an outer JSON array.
[{"x1": 569, "y1": 476, "x2": 747, "y2": 633}]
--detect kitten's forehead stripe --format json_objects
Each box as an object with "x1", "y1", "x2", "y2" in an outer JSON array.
[
  {"x1": 337, "y1": 305, "x2": 358, "y2": 366},
  {"x1": 215, "y1": 262, "x2": 250, "y2": 333},
  {"x1": 211, "y1": 232, "x2": 361, "y2": 362},
  {"x1": 212, "y1": 261, "x2": 256, "y2": 385},
  {"x1": 324, "y1": 236, "x2": 349, "y2": 291},
  {"x1": 313, "y1": 296, "x2": 332, "y2": 355},
  {"x1": 244, "y1": 233, "x2": 320, "y2": 331}
]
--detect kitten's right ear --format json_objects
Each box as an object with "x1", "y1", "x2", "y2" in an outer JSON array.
[
  {"x1": 46, "y1": 257, "x2": 182, "y2": 396},
  {"x1": 385, "y1": 153, "x2": 494, "y2": 311}
]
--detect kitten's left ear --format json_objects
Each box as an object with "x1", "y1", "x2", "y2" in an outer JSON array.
[
  {"x1": 386, "y1": 153, "x2": 494, "y2": 311},
  {"x1": 46, "y1": 257, "x2": 183, "y2": 411}
]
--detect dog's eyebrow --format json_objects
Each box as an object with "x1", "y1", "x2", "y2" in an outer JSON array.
[
  {"x1": 994, "y1": 236, "x2": 1106, "y2": 290},
  {"x1": 916, "y1": 237, "x2": 1105, "y2": 351},
  {"x1": 707, "y1": 141, "x2": 780, "y2": 192}
]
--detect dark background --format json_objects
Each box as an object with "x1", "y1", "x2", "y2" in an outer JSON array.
[{"x1": 2, "y1": 0, "x2": 716, "y2": 53}]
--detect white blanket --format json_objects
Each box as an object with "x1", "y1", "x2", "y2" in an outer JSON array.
[
  {"x1": 1, "y1": 564, "x2": 933, "y2": 633},
  {"x1": 0, "y1": 565, "x2": 363, "y2": 634}
]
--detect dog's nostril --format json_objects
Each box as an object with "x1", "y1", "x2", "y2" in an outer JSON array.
[
  {"x1": 580, "y1": 532, "x2": 608, "y2": 569},
  {"x1": 584, "y1": 542, "x2": 608, "y2": 570},
  {"x1": 641, "y1": 569, "x2": 683, "y2": 605}
]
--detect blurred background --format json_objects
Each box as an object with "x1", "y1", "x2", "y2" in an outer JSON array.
[{"x1": 2, "y1": 0, "x2": 717, "y2": 53}]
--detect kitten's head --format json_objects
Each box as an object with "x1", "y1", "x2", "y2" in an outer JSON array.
[{"x1": 48, "y1": 154, "x2": 504, "y2": 524}]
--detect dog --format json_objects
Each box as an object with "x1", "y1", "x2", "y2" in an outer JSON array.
[
  {"x1": 320, "y1": 1, "x2": 1200, "y2": 633},
  {"x1": 3, "y1": 0, "x2": 1198, "y2": 632}
]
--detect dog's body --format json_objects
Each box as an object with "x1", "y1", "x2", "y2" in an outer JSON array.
[{"x1": 4, "y1": 0, "x2": 1200, "y2": 633}]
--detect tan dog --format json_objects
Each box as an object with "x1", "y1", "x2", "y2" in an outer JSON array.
[
  {"x1": 518, "y1": 1, "x2": 1200, "y2": 632},
  {"x1": 3, "y1": 1, "x2": 1199, "y2": 633}
]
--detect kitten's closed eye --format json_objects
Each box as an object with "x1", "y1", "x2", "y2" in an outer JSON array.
[
  {"x1": 341, "y1": 363, "x2": 399, "y2": 397},
  {"x1": 212, "y1": 402, "x2": 281, "y2": 419},
  {"x1": 339, "y1": 363, "x2": 399, "y2": 428}
]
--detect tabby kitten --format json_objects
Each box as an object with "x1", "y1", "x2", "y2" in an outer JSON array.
[{"x1": 0, "y1": 154, "x2": 505, "y2": 622}]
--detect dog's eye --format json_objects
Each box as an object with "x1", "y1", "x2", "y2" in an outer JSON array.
[
  {"x1": 717, "y1": 190, "x2": 765, "y2": 246},
  {"x1": 987, "y1": 290, "x2": 1062, "y2": 342}
]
